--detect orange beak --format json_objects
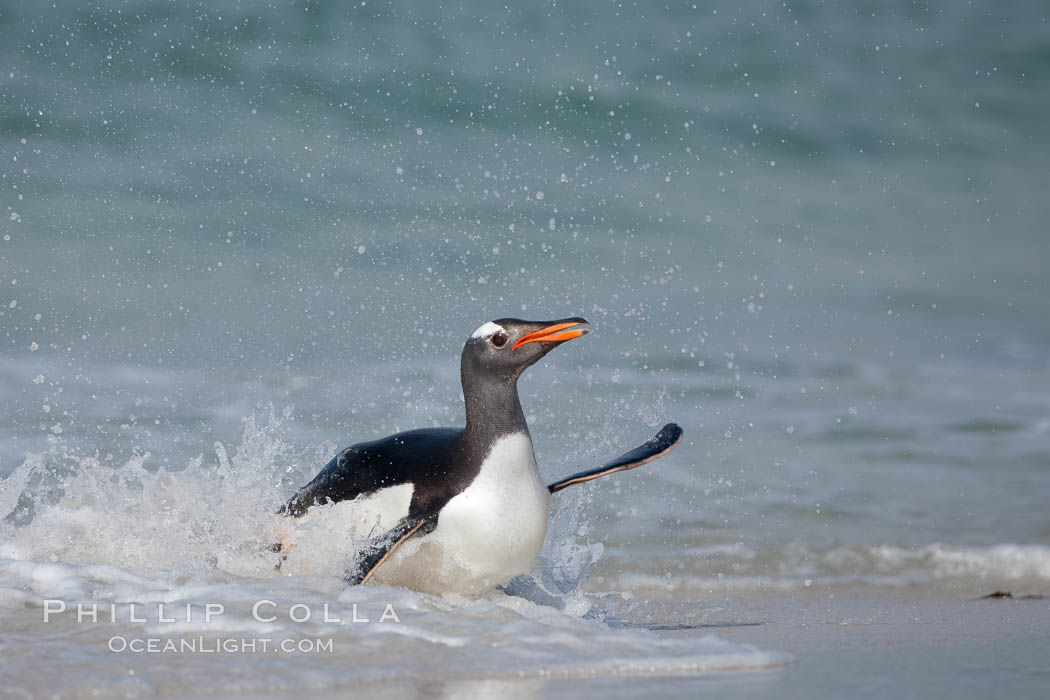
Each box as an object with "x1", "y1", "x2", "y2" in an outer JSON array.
[{"x1": 512, "y1": 320, "x2": 590, "y2": 349}]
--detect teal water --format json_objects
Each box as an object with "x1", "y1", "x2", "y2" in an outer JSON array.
[{"x1": 1, "y1": 0, "x2": 1049, "y2": 695}]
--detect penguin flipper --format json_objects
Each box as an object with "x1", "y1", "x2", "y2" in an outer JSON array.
[
  {"x1": 352, "y1": 515, "x2": 437, "y2": 585},
  {"x1": 547, "y1": 423, "x2": 683, "y2": 493}
]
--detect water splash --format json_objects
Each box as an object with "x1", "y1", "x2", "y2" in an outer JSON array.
[{"x1": 0, "y1": 408, "x2": 327, "y2": 580}]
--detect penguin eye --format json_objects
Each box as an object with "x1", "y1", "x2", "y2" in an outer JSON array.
[{"x1": 490, "y1": 331, "x2": 508, "y2": 348}]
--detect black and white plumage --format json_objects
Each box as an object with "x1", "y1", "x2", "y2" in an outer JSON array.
[{"x1": 275, "y1": 318, "x2": 682, "y2": 595}]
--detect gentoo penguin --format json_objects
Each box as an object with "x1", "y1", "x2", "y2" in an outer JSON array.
[{"x1": 275, "y1": 318, "x2": 682, "y2": 595}]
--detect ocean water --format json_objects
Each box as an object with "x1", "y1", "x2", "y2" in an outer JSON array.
[{"x1": 2, "y1": 0, "x2": 1049, "y2": 696}]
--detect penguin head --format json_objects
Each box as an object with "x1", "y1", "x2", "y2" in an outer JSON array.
[{"x1": 462, "y1": 317, "x2": 589, "y2": 383}]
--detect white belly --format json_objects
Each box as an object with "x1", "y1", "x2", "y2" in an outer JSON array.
[{"x1": 370, "y1": 432, "x2": 551, "y2": 596}]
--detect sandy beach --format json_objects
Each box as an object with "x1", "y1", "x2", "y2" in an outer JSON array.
[{"x1": 683, "y1": 588, "x2": 1050, "y2": 699}]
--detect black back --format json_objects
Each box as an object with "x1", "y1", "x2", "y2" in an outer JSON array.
[{"x1": 280, "y1": 427, "x2": 478, "y2": 520}]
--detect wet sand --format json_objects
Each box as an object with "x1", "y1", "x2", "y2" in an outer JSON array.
[{"x1": 649, "y1": 587, "x2": 1050, "y2": 699}]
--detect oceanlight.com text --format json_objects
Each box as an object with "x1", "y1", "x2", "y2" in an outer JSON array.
[{"x1": 107, "y1": 636, "x2": 335, "y2": 654}]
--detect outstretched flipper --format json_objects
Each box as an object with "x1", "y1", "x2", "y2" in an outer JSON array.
[{"x1": 547, "y1": 423, "x2": 683, "y2": 493}]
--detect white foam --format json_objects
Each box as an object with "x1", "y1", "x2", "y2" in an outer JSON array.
[
  {"x1": 871, "y1": 543, "x2": 1050, "y2": 581},
  {"x1": 277, "y1": 483, "x2": 413, "y2": 579},
  {"x1": 0, "y1": 557, "x2": 788, "y2": 698},
  {"x1": 598, "y1": 541, "x2": 1050, "y2": 595},
  {"x1": 0, "y1": 410, "x2": 312, "y2": 579},
  {"x1": 0, "y1": 409, "x2": 788, "y2": 698}
]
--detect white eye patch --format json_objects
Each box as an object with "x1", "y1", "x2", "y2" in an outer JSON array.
[{"x1": 470, "y1": 321, "x2": 504, "y2": 340}]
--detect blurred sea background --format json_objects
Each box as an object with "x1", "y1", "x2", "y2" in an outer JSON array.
[{"x1": 1, "y1": 0, "x2": 1049, "y2": 696}]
